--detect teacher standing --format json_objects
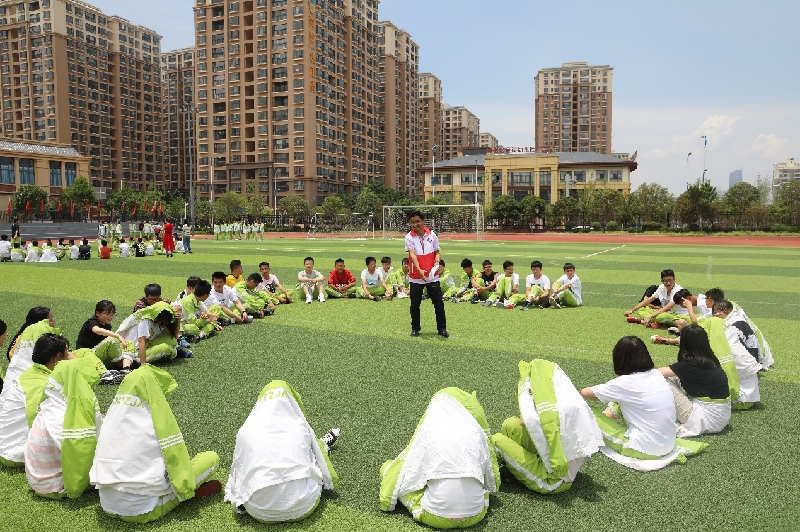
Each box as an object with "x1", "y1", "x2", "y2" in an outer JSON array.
[
  {"x1": 162, "y1": 217, "x2": 175, "y2": 258},
  {"x1": 405, "y1": 210, "x2": 448, "y2": 338}
]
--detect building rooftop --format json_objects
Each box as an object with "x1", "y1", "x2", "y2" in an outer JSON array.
[
  {"x1": 0, "y1": 140, "x2": 82, "y2": 158},
  {"x1": 420, "y1": 151, "x2": 636, "y2": 171}
]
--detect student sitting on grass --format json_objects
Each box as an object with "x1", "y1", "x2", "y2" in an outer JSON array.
[
  {"x1": 656, "y1": 325, "x2": 731, "y2": 437},
  {"x1": 358, "y1": 256, "x2": 391, "y2": 301},
  {"x1": 133, "y1": 237, "x2": 146, "y2": 257},
  {"x1": 39, "y1": 241, "x2": 57, "y2": 263},
  {"x1": 445, "y1": 258, "x2": 476, "y2": 302},
  {"x1": 0, "y1": 334, "x2": 73, "y2": 467},
  {"x1": 491, "y1": 359, "x2": 603, "y2": 494},
  {"x1": 470, "y1": 260, "x2": 498, "y2": 304},
  {"x1": 298, "y1": 257, "x2": 326, "y2": 304},
  {"x1": 90, "y1": 365, "x2": 221, "y2": 523},
  {"x1": 55, "y1": 238, "x2": 67, "y2": 260},
  {"x1": 713, "y1": 293, "x2": 773, "y2": 370},
  {"x1": 226, "y1": 259, "x2": 244, "y2": 288},
  {"x1": 116, "y1": 302, "x2": 190, "y2": 364},
  {"x1": 211, "y1": 272, "x2": 253, "y2": 324},
  {"x1": 0, "y1": 319, "x2": 6, "y2": 392},
  {"x1": 99, "y1": 240, "x2": 112, "y2": 259},
  {"x1": 580, "y1": 336, "x2": 707, "y2": 471},
  {"x1": 380, "y1": 256, "x2": 394, "y2": 278},
  {"x1": 179, "y1": 280, "x2": 223, "y2": 342},
  {"x1": 520, "y1": 260, "x2": 551, "y2": 310},
  {"x1": 78, "y1": 239, "x2": 92, "y2": 260},
  {"x1": 24, "y1": 240, "x2": 41, "y2": 263},
  {"x1": 436, "y1": 260, "x2": 456, "y2": 300},
  {"x1": 234, "y1": 274, "x2": 276, "y2": 318},
  {"x1": 550, "y1": 262, "x2": 583, "y2": 308},
  {"x1": 380, "y1": 387, "x2": 500, "y2": 528},
  {"x1": 3, "y1": 307, "x2": 59, "y2": 390},
  {"x1": 258, "y1": 262, "x2": 293, "y2": 304},
  {"x1": 225, "y1": 380, "x2": 340, "y2": 523},
  {"x1": 0, "y1": 234, "x2": 10, "y2": 262},
  {"x1": 485, "y1": 260, "x2": 524, "y2": 308},
  {"x1": 66, "y1": 239, "x2": 78, "y2": 260},
  {"x1": 10, "y1": 242, "x2": 24, "y2": 262},
  {"x1": 385, "y1": 258, "x2": 411, "y2": 298},
  {"x1": 325, "y1": 258, "x2": 358, "y2": 299},
  {"x1": 76, "y1": 300, "x2": 135, "y2": 374},
  {"x1": 24, "y1": 356, "x2": 104, "y2": 499},
  {"x1": 144, "y1": 239, "x2": 155, "y2": 256},
  {"x1": 118, "y1": 238, "x2": 130, "y2": 258},
  {"x1": 625, "y1": 269, "x2": 687, "y2": 326},
  {"x1": 133, "y1": 284, "x2": 174, "y2": 313}
]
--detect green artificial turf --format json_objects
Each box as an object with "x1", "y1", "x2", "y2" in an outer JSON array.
[{"x1": 1, "y1": 237, "x2": 799, "y2": 531}]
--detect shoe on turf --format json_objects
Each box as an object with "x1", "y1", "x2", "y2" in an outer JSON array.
[
  {"x1": 318, "y1": 295, "x2": 326, "y2": 303},
  {"x1": 176, "y1": 347, "x2": 193, "y2": 359},
  {"x1": 264, "y1": 308, "x2": 275, "y2": 316},
  {"x1": 99, "y1": 370, "x2": 124, "y2": 385},
  {"x1": 651, "y1": 335, "x2": 671, "y2": 345},
  {"x1": 321, "y1": 428, "x2": 340, "y2": 451},
  {"x1": 246, "y1": 315, "x2": 254, "y2": 323},
  {"x1": 438, "y1": 329, "x2": 450, "y2": 338},
  {"x1": 668, "y1": 326, "x2": 681, "y2": 336},
  {"x1": 550, "y1": 297, "x2": 561, "y2": 309},
  {"x1": 520, "y1": 302, "x2": 531, "y2": 311},
  {"x1": 483, "y1": 299, "x2": 494, "y2": 307},
  {"x1": 306, "y1": 295, "x2": 312, "y2": 304},
  {"x1": 469, "y1": 295, "x2": 480, "y2": 304},
  {"x1": 410, "y1": 330, "x2": 420, "y2": 337},
  {"x1": 504, "y1": 300, "x2": 515, "y2": 309},
  {"x1": 194, "y1": 480, "x2": 223, "y2": 498},
  {"x1": 494, "y1": 299, "x2": 504, "y2": 308},
  {"x1": 178, "y1": 337, "x2": 192, "y2": 349},
  {"x1": 627, "y1": 316, "x2": 643, "y2": 324}
]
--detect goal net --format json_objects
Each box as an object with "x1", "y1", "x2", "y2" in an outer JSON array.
[
  {"x1": 382, "y1": 204, "x2": 485, "y2": 241},
  {"x1": 306, "y1": 212, "x2": 376, "y2": 239}
]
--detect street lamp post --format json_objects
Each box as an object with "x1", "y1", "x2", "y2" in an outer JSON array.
[
  {"x1": 474, "y1": 159, "x2": 479, "y2": 204},
  {"x1": 183, "y1": 104, "x2": 196, "y2": 224},
  {"x1": 431, "y1": 144, "x2": 437, "y2": 198}
]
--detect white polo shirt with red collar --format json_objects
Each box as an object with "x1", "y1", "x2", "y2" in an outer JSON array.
[{"x1": 404, "y1": 227, "x2": 440, "y2": 285}]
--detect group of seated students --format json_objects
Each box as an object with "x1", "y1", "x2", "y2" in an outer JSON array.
[{"x1": 0, "y1": 234, "x2": 177, "y2": 262}]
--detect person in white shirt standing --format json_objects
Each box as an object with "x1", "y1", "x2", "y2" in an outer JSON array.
[
  {"x1": 405, "y1": 210, "x2": 447, "y2": 338},
  {"x1": 549, "y1": 262, "x2": 583, "y2": 309}
]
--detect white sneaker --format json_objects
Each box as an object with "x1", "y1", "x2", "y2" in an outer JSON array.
[
  {"x1": 318, "y1": 295, "x2": 326, "y2": 303},
  {"x1": 321, "y1": 427, "x2": 340, "y2": 451},
  {"x1": 306, "y1": 294, "x2": 312, "y2": 304},
  {"x1": 504, "y1": 299, "x2": 514, "y2": 309},
  {"x1": 246, "y1": 315, "x2": 254, "y2": 323}
]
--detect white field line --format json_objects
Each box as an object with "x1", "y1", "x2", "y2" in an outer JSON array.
[
  {"x1": 707, "y1": 256, "x2": 713, "y2": 281},
  {"x1": 582, "y1": 245, "x2": 626, "y2": 259}
]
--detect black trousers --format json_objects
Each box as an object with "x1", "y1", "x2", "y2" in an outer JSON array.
[{"x1": 410, "y1": 282, "x2": 447, "y2": 332}]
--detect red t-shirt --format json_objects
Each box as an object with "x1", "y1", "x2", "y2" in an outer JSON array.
[
  {"x1": 328, "y1": 269, "x2": 356, "y2": 286},
  {"x1": 99, "y1": 246, "x2": 111, "y2": 259}
]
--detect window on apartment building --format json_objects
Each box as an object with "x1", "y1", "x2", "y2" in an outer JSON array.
[
  {"x1": 0, "y1": 157, "x2": 14, "y2": 184},
  {"x1": 49, "y1": 160, "x2": 61, "y2": 186},
  {"x1": 19, "y1": 158, "x2": 35, "y2": 184}
]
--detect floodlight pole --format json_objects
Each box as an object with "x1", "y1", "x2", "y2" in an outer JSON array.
[
  {"x1": 431, "y1": 144, "x2": 437, "y2": 198},
  {"x1": 474, "y1": 159, "x2": 479, "y2": 204}
]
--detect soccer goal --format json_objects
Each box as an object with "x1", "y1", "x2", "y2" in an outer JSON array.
[
  {"x1": 306, "y1": 212, "x2": 376, "y2": 239},
  {"x1": 382, "y1": 204, "x2": 485, "y2": 241}
]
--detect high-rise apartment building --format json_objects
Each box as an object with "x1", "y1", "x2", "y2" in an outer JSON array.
[
  {"x1": 161, "y1": 47, "x2": 196, "y2": 192},
  {"x1": 480, "y1": 132, "x2": 499, "y2": 149},
  {"x1": 534, "y1": 61, "x2": 612, "y2": 155},
  {"x1": 728, "y1": 169, "x2": 742, "y2": 189},
  {"x1": 376, "y1": 20, "x2": 419, "y2": 196},
  {"x1": 441, "y1": 103, "x2": 479, "y2": 160},
  {"x1": 418, "y1": 72, "x2": 441, "y2": 170},
  {"x1": 773, "y1": 157, "x2": 800, "y2": 189},
  {"x1": 0, "y1": 0, "x2": 165, "y2": 196},
  {"x1": 193, "y1": 0, "x2": 382, "y2": 207}
]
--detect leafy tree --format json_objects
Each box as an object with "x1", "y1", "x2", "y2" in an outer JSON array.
[
  {"x1": 354, "y1": 188, "x2": 384, "y2": 223},
  {"x1": 336, "y1": 192, "x2": 357, "y2": 211},
  {"x1": 615, "y1": 192, "x2": 641, "y2": 228},
  {"x1": 194, "y1": 200, "x2": 214, "y2": 227},
  {"x1": 106, "y1": 184, "x2": 143, "y2": 220},
  {"x1": 672, "y1": 195, "x2": 696, "y2": 227},
  {"x1": 320, "y1": 195, "x2": 346, "y2": 216},
  {"x1": 724, "y1": 182, "x2": 760, "y2": 225},
  {"x1": 552, "y1": 195, "x2": 579, "y2": 229},
  {"x1": 745, "y1": 204, "x2": 770, "y2": 227},
  {"x1": 674, "y1": 181, "x2": 717, "y2": 227},
  {"x1": 520, "y1": 195, "x2": 547, "y2": 228},
  {"x1": 776, "y1": 180, "x2": 800, "y2": 225},
  {"x1": 214, "y1": 191, "x2": 247, "y2": 222},
  {"x1": 634, "y1": 183, "x2": 673, "y2": 223},
  {"x1": 488, "y1": 194, "x2": 521, "y2": 229},
  {"x1": 278, "y1": 194, "x2": 310, "y2": 226},
  {"x1": 247, "y1": 193, "x2": 267, "y2": 221},
  {"x1": 12, "y1": 185, "x2": 48, "y2": 220},
  {"x1": 61, "y1": 176, "x2": 95, "y2": 220},
  {"x1": 755, "y1": 173, "x2": 773, "y2": 205},
  {"x1": 593, "y1": 188, "x2": 623, "y2": 227},
  {"x1": 165, "y1": 197, "x2": 186, "y2": 221}
]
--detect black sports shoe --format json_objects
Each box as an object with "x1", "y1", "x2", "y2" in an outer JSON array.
[
  {"x1": 438, "y1": 329, "x2": 449, "y2": 338},
  {"x1": 176, "y1": 347, "x2": 193, "y2": 359},
  {"x1": 99, "y1": 370, "x2": 124, "y2": 385},
  {"x1": 321, "y1": 428, "x2": 340, "y2": 451},
  {"x1": 520, "y1": 302, "x2": 531, "y2": 311},
  {"x1": 470, "y1": 295, "x2": 480, "y2": 304},
  {"x1": 410, "y1": 330, "x2": 420, "y2": 337}
]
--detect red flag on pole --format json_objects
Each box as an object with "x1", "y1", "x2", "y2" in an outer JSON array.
[
  {"x1": 39, "y1": 198, "x2": 44, "y2": 213},
  {"x1": 6, "y1": 198, "x2": 10, "y2": 215},
  {"x1": 97, "y1": 200, "x2": 101, "y2": 213},
  {"x1": 151, "y1": 202, "x2": 157, "y2": 214},
  {"x1": 85, "y1": 201, "x2": 90, "y2": 213},
  {"x1": 70, "y1": 201, "x2": 74, "y2": 216},
  {"x1": 158, "y1": 202, "x2": 163, "y2": 215},
  {"x1": 25, "y1": 200, "x2": 30, "y2": 214},
  {"x1": 132, "y1": 202, "x2": 138, "y2": 216},
  {"x1": 57, "y1": 201, "x2": 62, "y2": 213}
]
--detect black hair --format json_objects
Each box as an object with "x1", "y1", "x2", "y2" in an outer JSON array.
[
  {"x1": 82, "y1": 239, "x2": 88, "y2": 245},
  {"x1": 69, "y1": 239, "x2": 75, "y2": 245},
  {"x1": 154, "y1": 309, "x2": 178, "y2": 336},
  {"x1": 531, "y1": 260, "x2": 543, "y2": 269},
  {"x1": 381, "y1": 256, "x2": 391, "y2": 264},
  {"x1": 334, "y1": 258, "x2": 345, "y2": 265},
  {"x1": 365, "y1": 256, "x2": 376, "y2": 265},
  {"x1": 304, "y1": 256, "x2": 314, "y2": 264},
  {"x1": 31, "y1": 333, "x2": 69, "y2": 366},
  {"x1": 713, "y1": 299, "x2": 734, "y2": 314},
  {"x1": 563, "y1": 262, "x2": 576, "y2": 271},
  {"x1": 439, "y1": 259, "x2": 446, "y2": 267},
  {"x1": 230, "y1": 259, "x2": 242, "y2": 271},
  {"x1": 211, "y1": 271, "x2": 227, "y2": 281},
  {"x1": 401, "y1": 257, "x2": 409, "y2": 265},
  {"x1": 144, "y1": 284, "x2": 162, "y2": 297},
  {"x1": 660, "y1": 269, "x2": 675, "y2": 279},
  {"x1": 0, "y1": 318, "x2": 7, "y2": 337},
  {"x1": 259, "y1": 261, "x2": 271, "y2": 268},
  {"x1": 58, "y1": 238, "x2": 64, "y2": 245},
  {"x1": 32, "y1": 239, "x2": 39, "y2": 246},
  {"x1": 502, "y1": 260, "x2": 514, "y2": 270},
  {"x1": 186, "y1": 276, "x2": 201, "y2": 288},
  {"x1": 0, "y1": 235, "x2": 6, "y2": 241},
  {"x1": 407, "y1": 209, "x2": 424, "y2": 220},
  {"x1": 95, "y1": 300, "x2": 116, "y2": 315},
  {"x1": 612, "y1": 336, "x2": 655, "y2": 376},
  {"x1": 460, "y1": 258, "x2": 472, "y2": 268},
  {"x1": 677, "y1": 325, "x2": 722, "y2": 369},
  {"x1": 101, "y1": 240, "x2": 108, "y2": 246},
  {"x1": 672, "y1": 288, "x2": 692, "y2": 305},
  {"x1": 46, "y1": 238, "x2": 53, "y2": 246},
  {"x1": 7, "y1": 307, "x2": 51, "y2": 361},
  {"x1": 194, "y1": 280, "x2": 212, "y2": 298},
  {"x1": 705, "y1": 287, "x2": 725, "y2": 302},
  {"x1": 247, "y1": 272, "x2": 262, "y2": 284},
  {"x1": 482, "y1": 260, "x2": 492, "y2": 267}
]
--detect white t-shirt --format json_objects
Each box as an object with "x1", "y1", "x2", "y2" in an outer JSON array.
[
  {"x1": 361, "y1": 268, "x2": 382, "y2": 288},
  {"x1": 696, "y1": 294, "x2": 711, "y2": 318},
  {"x1": 591, "y1": 369, "x2": 677, "y2": 457},
  {"x1": 555, "y1": 274, "x2": 582, "y2": 305},
  {"x1": 525, "y1": 273, "x2": 551, "y2": 291},
  {"x1": 11, "y1": 249, "x2": 24, "y2": 261},
  {"x1": 654, "y1": 283, "x2": 688, "y2": 315},
  {"x1": 144, "y1": 244, "x2": 154, "y2": 256},
  {"x1": 404, "y1": 228, "x2": 441, "y2": 285},
  {"x1": 119, "y1": 243, "x2": 130, "y2": 257},
  {"x1": 69, "y1": 245, "x2": 80, "y2": 260},
  {"x1": 211, "y1": 285, "x2": 240, "y2": 307},
  {"x1": 0, "y1": 240, "x2": 10, "y2": 258},
  {"x1": 120, "y1": 318, "x2": 163, "y2": 343},
  {"x1": 297, "y1": 270, "x2": 322, "y2": 283}
]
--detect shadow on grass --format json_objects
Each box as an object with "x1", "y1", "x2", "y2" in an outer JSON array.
[
  {"x1": 92, "y1": 492, "x2": 208, "y2": 530},
  {"x1": 229, "y1": 495, "x2": 332, "y2": 530},
  {"x1": 494, "y1": 467, "x2": 608, "y2": 505}
]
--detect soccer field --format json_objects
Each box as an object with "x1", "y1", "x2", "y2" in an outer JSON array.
[{"x1": 1, "y1": 237, "x2": 798, "y2": 532}]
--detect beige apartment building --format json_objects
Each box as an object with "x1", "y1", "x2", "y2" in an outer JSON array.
[
  {"x1": 376, "y1": 20, "x2": 420, "y2": 197},
  {"x1": 534, "y1": 61, "x2": 612, "y2": 154},
  {"x1": 419, "y1": 72, "x2": 441, "y2": 174},
  {"x1": 161, "y1": 47, "x2": 196, "y2": 192},
  {"x1": 480, "y1": 132, "x2": 499, "y2": 149},
  {"x1": 441, "y1": 103, "x2": 479, "y2": 160},
  {"x1": 773, "y1": 157, "x2": 800, "y2": 190},
  {"x1": 193, "y1": 0, "x2": 382, "y2": 207},
  {"x1": 0, "y1": 0, "x2": 166, "y2": 197}
]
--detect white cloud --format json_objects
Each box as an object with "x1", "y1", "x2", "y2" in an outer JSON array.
[{"x1": 749, "y1": 134, "x2": 792, "y2": 160}]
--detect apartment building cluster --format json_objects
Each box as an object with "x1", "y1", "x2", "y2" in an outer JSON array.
[{"x1": 0, "y1": 0, "x2": 491, "y2": 209}]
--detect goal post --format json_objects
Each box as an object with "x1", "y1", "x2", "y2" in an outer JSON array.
[
  {"x1": 306, "y1": 212, "x2": 375, "y2": 239},
  {"x1": 382, "y1": 204, "x2": 485, "y2": 241}
]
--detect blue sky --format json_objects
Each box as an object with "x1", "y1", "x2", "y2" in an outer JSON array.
[{"x1": 90, "y1": 0, "x2": 799, "y2": 195}]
